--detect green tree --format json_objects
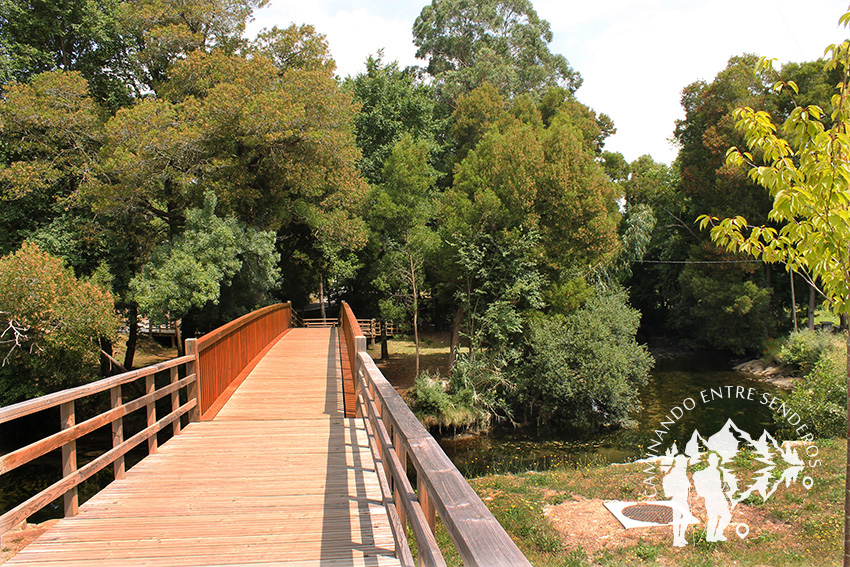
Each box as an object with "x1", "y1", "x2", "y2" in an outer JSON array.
[
  {"x1": 344, "y1": 54, "x2": 442, "y2": 185},
  {"x1": 130, "y1": 192, "x2": 279, "y2": 344},
  {"x1": 0, "y1": 242, "x2": 118, "y2": 404},
  {"x1": 369, "y1": 136, "x2": 439, "y2": 375},
  {"x1": 697, "y1": 14, "x2": 850, "y2": 561},
  {"x1": 0, "y1": 0, "x2": 134, "y2": 109},
  {"x1": 412, "y1": 0, "x2": 581, "y2": 103},
  {"x1": 520, "y1": 287, "x2": 653, "y2": 430}
]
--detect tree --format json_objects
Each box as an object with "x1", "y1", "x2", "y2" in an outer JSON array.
[
  {"x1": 697, "y1": 15, "x2": 850, "y2": 562},
  {"x1": 0, "y1": 242, "x2": 118, "y2": 404},
  {"x1": 412, "y1": 0, "x2": 581, "y2": 103},
  {"x1": 0, "y1": 0, "x2": 134, "y2": 109},
  {"x1": 130, "y1": 192, "x2": 279, "y2": 348},
  {"x1": 369, "y1": 136, "x2": 439, "y2": 376},
  {"x1": 520, "y1": 287, "x2": 653, "y2": 430},
  {"x1": 344, "y1": 54, "x2": 442, "y2": 185}
]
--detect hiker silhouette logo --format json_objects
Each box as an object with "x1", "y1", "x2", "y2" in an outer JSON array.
[{"x1": 655, "y1": 418, "x2": 806, "y2": 545}]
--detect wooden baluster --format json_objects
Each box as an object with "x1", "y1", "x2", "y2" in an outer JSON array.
[
  {"x1": 170, "y1": 366, "x2": 181, "y2": 436},
  {"x1": 394, "y1": 430, "x2": 408, "y2": 530},
  {"x1": 146, "y1": 375, "x2": 157, "y2": 454},
  {"x1": 185, "y1": 338, "x2": 201, "y2": 422},
  {"x1": 59, "y1": 401, "x2": 78, "y2": 517},
  {"x1": 110, "y1": 385, "x2": 125, "y2": 480},
  {"x1": 417, "y1": 476, "x2": 436, "y2": 537}
]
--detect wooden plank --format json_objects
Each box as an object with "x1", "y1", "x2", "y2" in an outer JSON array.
[{"x1": 0, "y1": 400, "x2": 195, "y2": 533}]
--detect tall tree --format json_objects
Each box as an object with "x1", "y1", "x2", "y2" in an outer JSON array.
[
  {"x1": 369, "y1": 136, "x2": 439, "y2": 375},
  {"x1": 698, "y1": 19, "x2": 850, "y2": 560},
  {"x1": 413, "y1": 0, "x2": 581, "y2": 103},
  {"x1": 344, "y1": 54, "x2": 442, "y2": 185}
]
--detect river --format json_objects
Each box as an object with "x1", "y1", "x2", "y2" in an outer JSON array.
[{"x1": 438, "y1": 350, "x2": 786, "y2": 477}]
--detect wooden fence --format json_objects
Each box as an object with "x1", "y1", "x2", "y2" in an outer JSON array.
[
  {"x1": 0, "y1": 355, "x2": 199, "y2": 534},
  {"x1": 339, "y1": 302, "x2": 531, "y2": 567},
  {"x1": 0, "y1": 302, "x2": 299, "y2": 533},
  {"x1": 190, "y1": 302, "x2": 295, "y2": 419}
]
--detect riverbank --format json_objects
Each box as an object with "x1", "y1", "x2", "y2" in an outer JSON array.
[{"x1": 431, "y1": 438, "x2": 843, "y2": 566}]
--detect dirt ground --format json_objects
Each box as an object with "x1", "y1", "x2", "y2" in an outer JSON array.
[
  {"x1": 1, "y1": 520, "x2": 58, "y2": 565},
  {"x1": 544, "y1": 491, "x2": 793, "y2": 561}
]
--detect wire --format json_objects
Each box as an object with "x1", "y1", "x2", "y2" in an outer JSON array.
[{"x1": 638, "y1": 260, "x2": 762, "y2": 264}]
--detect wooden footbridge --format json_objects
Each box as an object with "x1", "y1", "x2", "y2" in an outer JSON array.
[{"x1": 0, "y1": 303, "x2": 531, "y2": 566}]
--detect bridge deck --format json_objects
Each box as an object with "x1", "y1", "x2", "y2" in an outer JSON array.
[{"x1": 6, "y1": 328, "x2": 401, "y2": 567}]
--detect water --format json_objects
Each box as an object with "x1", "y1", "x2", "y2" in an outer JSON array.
[{"x1": 438, "y1": 350, "x2": 786, "y2": 477}]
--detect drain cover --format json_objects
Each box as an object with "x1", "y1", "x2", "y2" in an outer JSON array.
[{"x1": 621, "y1": 503, "x2": 674, "y2": 524}]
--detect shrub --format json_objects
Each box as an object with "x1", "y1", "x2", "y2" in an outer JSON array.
[
  {"x1": 777, "y1": 355, "x2": 846, "y2": 439},
  {"x1": 776, "y1": 329, "x2": 838, "y2": 376},
  {"x1": 517, "y1": 287, "x2": 654, "y2": 430}
]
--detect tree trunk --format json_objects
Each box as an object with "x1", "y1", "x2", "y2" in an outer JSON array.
[
  {"x1": 845, "y1": 329, "x2": 849, "y2": 567},
  {"x1": 124, "y1": 303, "x2": 139, "y2": 370},
  {"x1": 99, "y1": 338, "x2": 114, "y2": 376},
  {"x1": 319, "y1": 275, "x2": 326, "y2": 320},
  {"x1": 410, "y1": 250, "x2": 420, "y2": 378},
  {"x1": 448, "y1": 305, "x2": 464, "y2": 371},
  {"x1": 808, "y1": 284, "x2": 817, "y2": 331},
  {"x1": 175, "y1": 319, "x2": 184, "y2": 357},
  {"x1": 380, "y1": 322, "x2": 389, "y2": 361},
  {"x1": 790, "y1": 271, "x2": 798, "y2": 332}
]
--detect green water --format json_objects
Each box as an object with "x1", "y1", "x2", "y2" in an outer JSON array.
[{"x1": 438, "y1": 350, "x2": 786, "y2": 477}]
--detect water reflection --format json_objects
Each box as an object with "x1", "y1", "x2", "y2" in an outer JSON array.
[{"x1": 438, "y1": 350, "x2": 785, "y2": 477}]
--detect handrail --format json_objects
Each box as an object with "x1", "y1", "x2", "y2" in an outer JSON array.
[
  {"x1": 0, "y1": 355, "x2": 199, "y2": 534},
  {"x1": 191, "y1": 302, "x2": 292, "y2": 417},
  {"x1": 339, "y1": 302, "x2": 531, "y2": 567}
]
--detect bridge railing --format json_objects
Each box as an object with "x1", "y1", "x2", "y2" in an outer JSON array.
[
  {"x1": 189, "y1": 302, "x2": 294, "y2": 419},
  {"x1": 339, "y1": 302, "x2": 531, "y2": 567},
  {"x1": 0, "y1": 355, "x2": 199, "y2": 534}
]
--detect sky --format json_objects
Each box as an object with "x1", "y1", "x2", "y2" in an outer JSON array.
[{"x1": 245, "y1": 0, "x2": 850, "y2": 165}]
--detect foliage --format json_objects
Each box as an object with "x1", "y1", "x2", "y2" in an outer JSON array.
[
  {"x1": 0, "y1": 0, "x2": 134, "y2": 109},
  {"x1": 777, "y1": 355, "x2": 846, "y2": 439},
  {"x1": 130, "y1": 192, "x2": 279, "y2": 323},
  {"x1": 412, "y1": 0, "x2": 581, "y2": 102},
  {"x1": 368, "y1": 135, "x2": 439, "y2": 374},
  {"x1": 518, "y1": 287, "x2": 654, "y2": 430},
  {"x1": 776, "y1": 329, "x2": 838, "y2": 376},
  {"x1": 343, "y1": 54, "x2": 442, "y2": 185},
  {"x1": 0, "y1": 242, "x2": 118, "y2": 404}
]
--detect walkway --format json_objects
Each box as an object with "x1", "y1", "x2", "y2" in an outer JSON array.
[{"x1": 5, "y1": 328, "x2": 401, "y2": 566}]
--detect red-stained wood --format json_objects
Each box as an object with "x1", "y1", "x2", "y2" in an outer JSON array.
[
  {"x1": 59, "y1": 402, "x2": 77, "y2": 518},
  {"x1": 110, "y1": 385, "x2": 124, "y2": 480},
  {"x1": 194, "y1": 303, "x2": 292, "y2": 416},
  {"x1": 0, "y1": 376, "x2": 194, "y2": 476}
]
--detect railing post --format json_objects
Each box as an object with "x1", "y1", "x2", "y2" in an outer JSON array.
[
  {"x1": 170, "y1": 366, "x2": 181, "y2": 436},
  {"x1": 59, "y1": 401, "x2": 78, "y2": 517},
  {"x1": 418, "y1": 476, "x2": 436, "y2": 536},
  {"x1": 394, "y1": 430, "x2": 408, "y2": 530},
  {"x1": 110, "y1": 385, "x2": 125, "y2": 480},
  {"x1": 354, "y1": 336, "x2": 367, "y2": 418},
  {"x1": 185, "y1": 338, "x2": 202, "y2": 422},
  {"x1": 146, "y1": 375, "x2": 157, "y2": 454}
]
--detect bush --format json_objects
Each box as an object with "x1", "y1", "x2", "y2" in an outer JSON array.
[
  {"x1": 517, "y1": 287, "x2": 654, "y2": 430},
  {"x1": 776, "y1": 329, "x2": 837, "y2": 376},
  {"x1": 777, "y1": 355, "x2": 846, "y2": 439},
  {"x1": 411, "y1": 365, "x2": 493, "y2": 431}
]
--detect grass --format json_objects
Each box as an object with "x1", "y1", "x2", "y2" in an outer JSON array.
[
  {"x1": 376, "y1": 333, "x2": 845, "y2": 565},
  {"x1": 371, "y1": 331, "x2": 452, "y2": 391},
  {"x1": 422, "y1": 439, "x2": 844, "y2": 566},
  {"x1": 112, "y1": 333, "x2": 178, "y2": 369}
]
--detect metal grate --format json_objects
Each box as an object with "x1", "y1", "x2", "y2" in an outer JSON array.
[{"x1": 621, "y1": 503, "x2": 674, "y2": 524}]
